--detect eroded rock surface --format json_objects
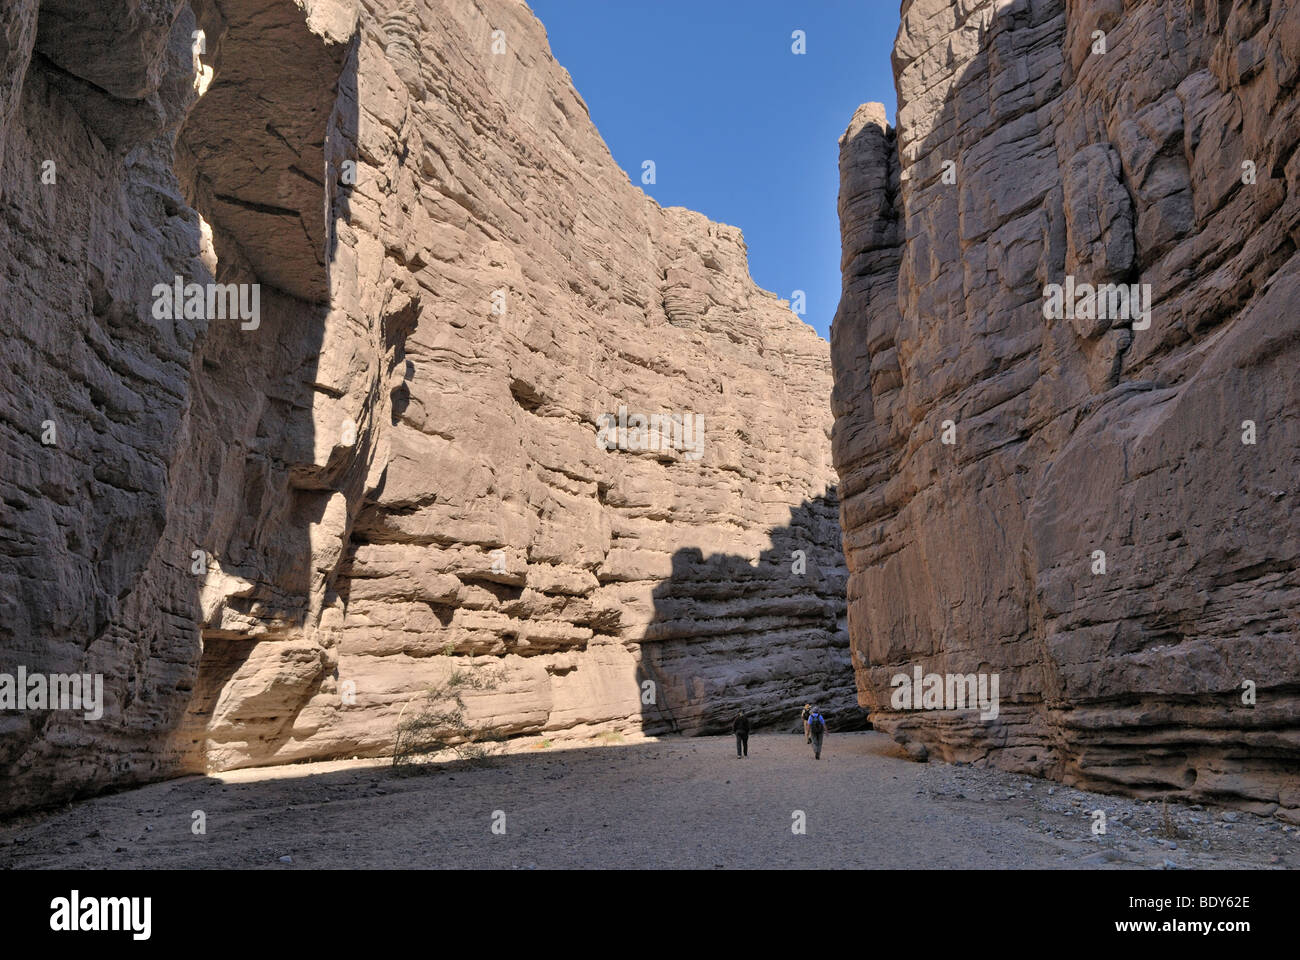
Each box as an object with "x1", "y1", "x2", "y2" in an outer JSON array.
[
  {"x1": 832, "y1": 0, "x2": 1300, "y2": 817},
  {"x1": 1, "y1": 0, "x2": 854, "y2": 814}
]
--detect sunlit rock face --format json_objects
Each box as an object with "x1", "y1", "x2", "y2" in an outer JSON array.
[
  {"x1": 1, "y1": 0, "x2": 857, "y2": 813},
  {"x1": 832, "y1": 0, "x2": 1300, "y2": 816}
]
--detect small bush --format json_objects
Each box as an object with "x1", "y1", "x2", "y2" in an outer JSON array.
[
  {"x1": 1156, "y1": 799, "x2": 1183, "y2": 839},
  {"x1": 391, "y1": 663, "x2": 507, "y2": 774}
]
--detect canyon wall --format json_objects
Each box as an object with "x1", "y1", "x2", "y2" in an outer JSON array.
[
  {"x1": 832, "y1": 0, "x2": 1299, "y2": 816},
  {"x1": 0, "y1": 0, "x2": 856, "y2": 815}
]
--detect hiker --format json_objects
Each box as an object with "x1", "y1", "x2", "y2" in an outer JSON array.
[
  {"x1": 732, "y1": 709, "x2": 750, "y2": 758},
  {"x1": 800, "y1": 703, "x2": 813, "y2": 743},
  {"x1": 807, "y1": 707, "x2": 826, "y2": 759}
]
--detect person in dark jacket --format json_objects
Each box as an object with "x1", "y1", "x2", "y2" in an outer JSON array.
[
  {"x1": 732, "y1": 709, "x2": 750, "y2": 757},
  {"x1": 807, "y1": 708, "x2": 826, "y2": 759},
  {"x1": 800, "y1": 703, "x2": 813, "y2": 743}
]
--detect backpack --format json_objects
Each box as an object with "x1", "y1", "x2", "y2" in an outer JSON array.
[{"x1": 809, "y1": 713, "x2": 825, "y2": 733}]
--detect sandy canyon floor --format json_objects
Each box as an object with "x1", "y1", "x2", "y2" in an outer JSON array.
[{"x1": 1, "y1": 732, "x2": 1294, "y2": 870}]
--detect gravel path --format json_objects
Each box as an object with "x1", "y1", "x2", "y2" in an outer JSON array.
[{"x1": 2, "y1": 732, "x2": 1294, "y2": 869}]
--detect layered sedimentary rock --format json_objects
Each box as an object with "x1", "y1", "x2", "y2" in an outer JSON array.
[
  {"x1": 832, "y1": 0, "x2": 1300, "y2": 816},
  {"x1": 1, "y1": 0, "x2": 855, "y2": 814}
]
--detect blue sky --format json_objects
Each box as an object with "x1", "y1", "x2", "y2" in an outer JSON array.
[{"x1": 529, "y1": 0, "x2": 899, "y2": 341}]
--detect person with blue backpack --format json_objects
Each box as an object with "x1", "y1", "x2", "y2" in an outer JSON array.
[{"x1": 807, "y1": 707, "x2": 826, "y2": 759}]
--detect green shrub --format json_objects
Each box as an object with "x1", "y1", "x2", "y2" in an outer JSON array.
[{"x1": 391, "y1": 664, "x2": 507, "y2": 774}]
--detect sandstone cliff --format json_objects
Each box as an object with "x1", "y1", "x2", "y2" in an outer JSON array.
[
  {"x1": 832, "y1": 0, "x2": 1299, "y2": 817},
  {"x1": 0, "y1": 0, "x2": 855, "y2": 814}
]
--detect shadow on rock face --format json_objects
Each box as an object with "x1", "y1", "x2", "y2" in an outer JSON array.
[
  {"x1": 0, "y1": 0, "x2": 371, "y2": 814},
  {"x1": 830, "y1": 0, "x2": 1300, "y2": 814},
  {"x1": 637, "y1": 489, "x2": 870, "y2": 737}
]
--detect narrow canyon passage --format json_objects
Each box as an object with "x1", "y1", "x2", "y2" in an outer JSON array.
[
  {"x1": 2, "y1": 733, "x2": 1292, "y2": 870},
  {"x1": 2, "y1": 0, "x2": 1297, "y2": 884}
]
